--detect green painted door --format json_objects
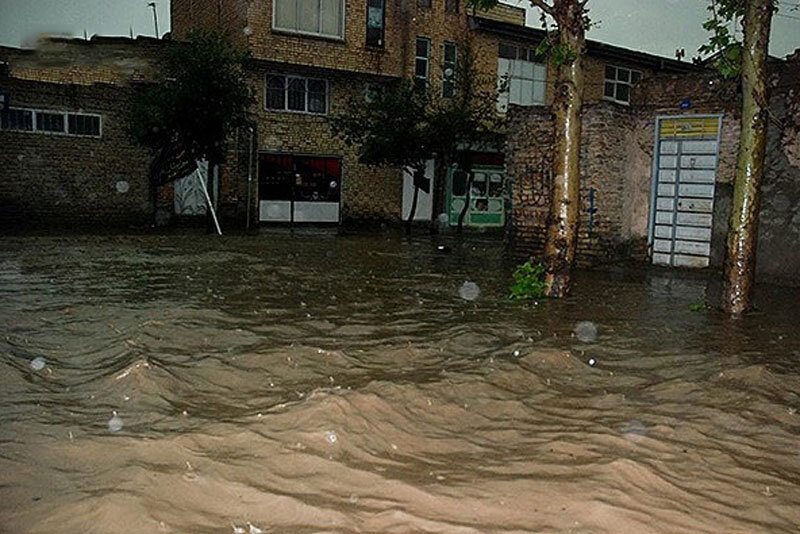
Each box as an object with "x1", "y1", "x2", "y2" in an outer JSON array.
[{"x1": 447, "y1": 167, "x2": 506, "y2": 227}]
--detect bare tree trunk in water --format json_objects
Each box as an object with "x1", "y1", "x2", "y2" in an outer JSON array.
[
  {"x1": 430, "y1": 155, "x2": 450, "y2": 232},
  {"x1": 457, "y1": 171, "x2": 474, "y2": 234},
  {"x1": 722, "y1": 0, "x2": 773, "y2": 316},
  {"x1": 542, "y1": 0, "x2": 586, "y2": 298}
]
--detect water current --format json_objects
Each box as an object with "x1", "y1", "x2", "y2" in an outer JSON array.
[{"x1": 1, "y1": 231, "x2": 798, "y2": 533}]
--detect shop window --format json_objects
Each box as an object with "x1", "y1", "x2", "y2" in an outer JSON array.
[{"x1": 259, "y1": 154, "x2": 341, "y2": 203}]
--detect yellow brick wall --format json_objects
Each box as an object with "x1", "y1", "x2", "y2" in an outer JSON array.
[{"x1": 248, "y1": 67, "x2": 403, "y2": 220}]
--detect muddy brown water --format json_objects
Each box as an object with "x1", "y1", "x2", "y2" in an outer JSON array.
[{"x1": 1, "y1": 231, "x2": 799, "y2": 534}]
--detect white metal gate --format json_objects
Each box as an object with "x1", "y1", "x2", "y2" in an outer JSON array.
[
  {"x1": 174, "y1": 160, "x2": 208, "y2": 216},
  {"x1": 649, "y1": 115, "x2": 722, "y2": 268}
]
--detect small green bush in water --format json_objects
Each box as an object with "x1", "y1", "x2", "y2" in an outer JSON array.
[{"x1": 509, "y1": 261, "x2": 546, "y2": 300}]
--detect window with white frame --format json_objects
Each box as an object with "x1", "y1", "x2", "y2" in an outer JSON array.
[
  {"x1": 603, "y1": 64, "x2": 641, "y2": 105},
  {"x1": 496, "y1": 43, "x2": 546, "y2": 113},
  {"x1": 265, "y1": 74, "x2": 328, "y2": 114},
  {"x1": 414, "y1": 37, "x2": 431, "y2": 91},
  {"x1": 1, "y1": 107, "x2": 101, "y2": 137},
  {"x1": 442, "y1": 41, "x2": 457, "y2": 98},
  {"x1": 273, "y1": 0, "x2": 344, "y2": 39}
]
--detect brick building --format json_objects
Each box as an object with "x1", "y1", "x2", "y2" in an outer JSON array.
[
  {"x1": 171, "y1": 0, "x2": 705, "y2": 228},
  {"x1": 507, "y1": 49, "x2": 800, "y2": 284},
  {"x1": 0, "y1": 38, "x2": 166, "y2": 228}
]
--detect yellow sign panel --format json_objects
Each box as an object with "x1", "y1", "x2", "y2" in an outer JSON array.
[{"x1": 659, "y1": 117, "x2": 720, "y2": 139}]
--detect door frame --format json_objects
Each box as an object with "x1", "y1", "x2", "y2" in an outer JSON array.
[{"x1": 647, "y1": 113, "x2": 724, "y2": 263}]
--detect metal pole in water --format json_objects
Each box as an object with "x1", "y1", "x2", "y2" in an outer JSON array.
[{"x1": 197, "y1": 169, "x2": 222, "y2": 235}]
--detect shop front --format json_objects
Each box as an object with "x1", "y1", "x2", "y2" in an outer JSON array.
[{"x1": 258, "y1": 153, "x2": 342, "y2": 224}]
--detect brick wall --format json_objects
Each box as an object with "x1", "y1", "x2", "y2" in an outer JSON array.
[
  {"x1": 0, "y1": 75, "x2": 154, "y2": 228},
  {"x1": 0, "y1": 37, "x2": 165, "y2": 86},
  {"x1": 507, "y1": 101, "x2": 640, "y2": 266}
]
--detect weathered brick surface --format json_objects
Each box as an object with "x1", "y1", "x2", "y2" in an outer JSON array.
[
  {"x1": 509, "y1": 59, "x2": 800, "y2": 283},
  {"x1": 0, "y1": 75, "x2": 155, "y2": 228}
]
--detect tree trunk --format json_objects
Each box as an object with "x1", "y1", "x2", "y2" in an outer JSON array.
[
  {"x1": 721, "y1": 0, "x2": 773, "y2": 316},
  {"x1": 456, "y1": 170, "x2": 474, "y2": 234},
  {"x1": 542, "y1": 1, "x2": 586, "y2": 298},
  {"x1": 430, "y1": 155, "x2": 450, "y2": 232}
]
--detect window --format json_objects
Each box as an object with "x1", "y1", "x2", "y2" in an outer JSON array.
[
  {"x1": 1, "y1": 107, "x2": 100, "y2": 137},
  {"x1": 442, "y1": 42, "x2": 457, "y2": 98},
  {"x1": 273, "y1": 0, "x2": 344, "y2": 39},
  {"x1": 68, "y1": 114, "x2": 101, "y2": 136},
  {"x1": 36, "y1": 111, "x2": 64, "y2": 133},
  {"x1": 259, "y1": 154, "x2": 341, "y2": 203},
  {"x1": 366, "y1": 0, "x2": 385, "y2": 47},
  {"x1": 603, "y1": 65, "x2": 641, "y2": 105},
  {"x1": 265, "y1": 74, "x2": 328, "y2": 114},
  {"x1": 1, "y1": 108, "x2": 33, "y2": 131},
  {"x1": 445, "y1": 0, "x2": 459, "y2": 14},
  {"x1": 418, "y1": 0, "x2": 431, "y2": 8},
  {"x1": 414, "y1": 37, "x2": 431, "y2": 91},
  {"x1": 496, "y1": 43, "x2": 546, "y2": 113}
]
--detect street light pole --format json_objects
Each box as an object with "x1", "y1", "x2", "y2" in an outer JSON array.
[{"x1": 147, "y1": 2, "x2": 159, "y2": 38}]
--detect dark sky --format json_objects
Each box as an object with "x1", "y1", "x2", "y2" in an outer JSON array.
[{"x1": 1, "y1": 0, "x2": 798, "y2": 59}]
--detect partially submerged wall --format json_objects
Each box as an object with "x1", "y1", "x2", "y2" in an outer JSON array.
[{"x1": 508, "y1": 58, "x2": 800, "y2": 284}]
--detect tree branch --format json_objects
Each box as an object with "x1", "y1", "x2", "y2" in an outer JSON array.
[
  {"x1": 579, "y1": 0, "x2": 590, "y2": 8},
  {"x1": 530, "y1": 0, "x2": 555, "y2": 17}
]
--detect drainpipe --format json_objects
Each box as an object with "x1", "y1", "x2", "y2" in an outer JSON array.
[{"x1": 246, "y1": 126, "x2": 254, "y2": 231}]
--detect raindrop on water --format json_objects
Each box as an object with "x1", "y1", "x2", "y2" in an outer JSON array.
[
  {"x1": 29, "y1": 357, "x2": 46, "y2": 371},
  {"x1": 326, "y1": 430, "x2": 338, "y2": 444},
  {"x1": 588, "y1": 358, "x2": 597, "y2": 366},
  {"x1": 513, "y1": 349, "x2": 521, "y2": 357},
  {"x1": 108, "y1": 411, "x2": 124, "y2": 433},
  {"x1": 458, "y1": 281, "x2": 480, "y2": 301},
  {"x1": 574, "y1": 321, "x2": 598, "y2": 343}
]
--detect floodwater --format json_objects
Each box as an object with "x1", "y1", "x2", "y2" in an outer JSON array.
[{"x1": 1, "y1": 231, "x2": 799, "y2": 534}]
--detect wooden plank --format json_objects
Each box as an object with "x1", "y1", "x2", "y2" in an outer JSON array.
[
  {"x1": 680, "y1": 140, "x2": 718, "y2": 154},
  {"x1": 679, "y1": 183, "x2": 715, "y2": 198},
  {"x1": 658, "y1": 169, "x2": 677, "y2": 183},
  {"x1": 677, "y1": 198, "x2": 713, "y2": 212},
  {"x1": 660, "y1": 141, "x2": 679, "y2": 154},
  {"x1": 673, "y1": 240, "x2": 711, "y2": 256},
  {"x1": 676, "y1": 212, "x2": 712, "y2": 226},
  {"x1": 674, "y1": 254, "x2": 710, "y2": 268},
  {"x1": 657, "y1": 183, "x2": 675, "y2": 196},
  {"x1": 679, "y1": 169, "x2": 715, "y2": 183},
  {"x1": 654, "y1": 225, "x2": 673, "y2": 239},
  {"x1": 680, "y1": 155, "x2": 716, "y2": 169},
  {"x1": 655, "y1": 211, "x2": 674, "y2": 225},
  {"x1": 653, "y1": 239, "x2": 672, "y2": 253},
  {"x1": 659, "y1": 155, "x2": 678, "y2": 169},
  {"x1": 652, "y1": 252, "x2": 672, "y2": 265},
  {"x1": 657, "y1": 198, "x2": 675, "y2": 211},
  {"x1": 675, "y1": 225, "x2": 711, "y2": 241}
]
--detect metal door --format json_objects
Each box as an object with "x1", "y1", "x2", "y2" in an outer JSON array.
[
  {"x1": 447, "y1": 167, "x2": 506, "y2": 227},
  {"x1": 174, "y1": 160, "x2": 208, "y2": 216},
  {"x1": 649, "y1": 116, "x2": 722, "y2": 268}
]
